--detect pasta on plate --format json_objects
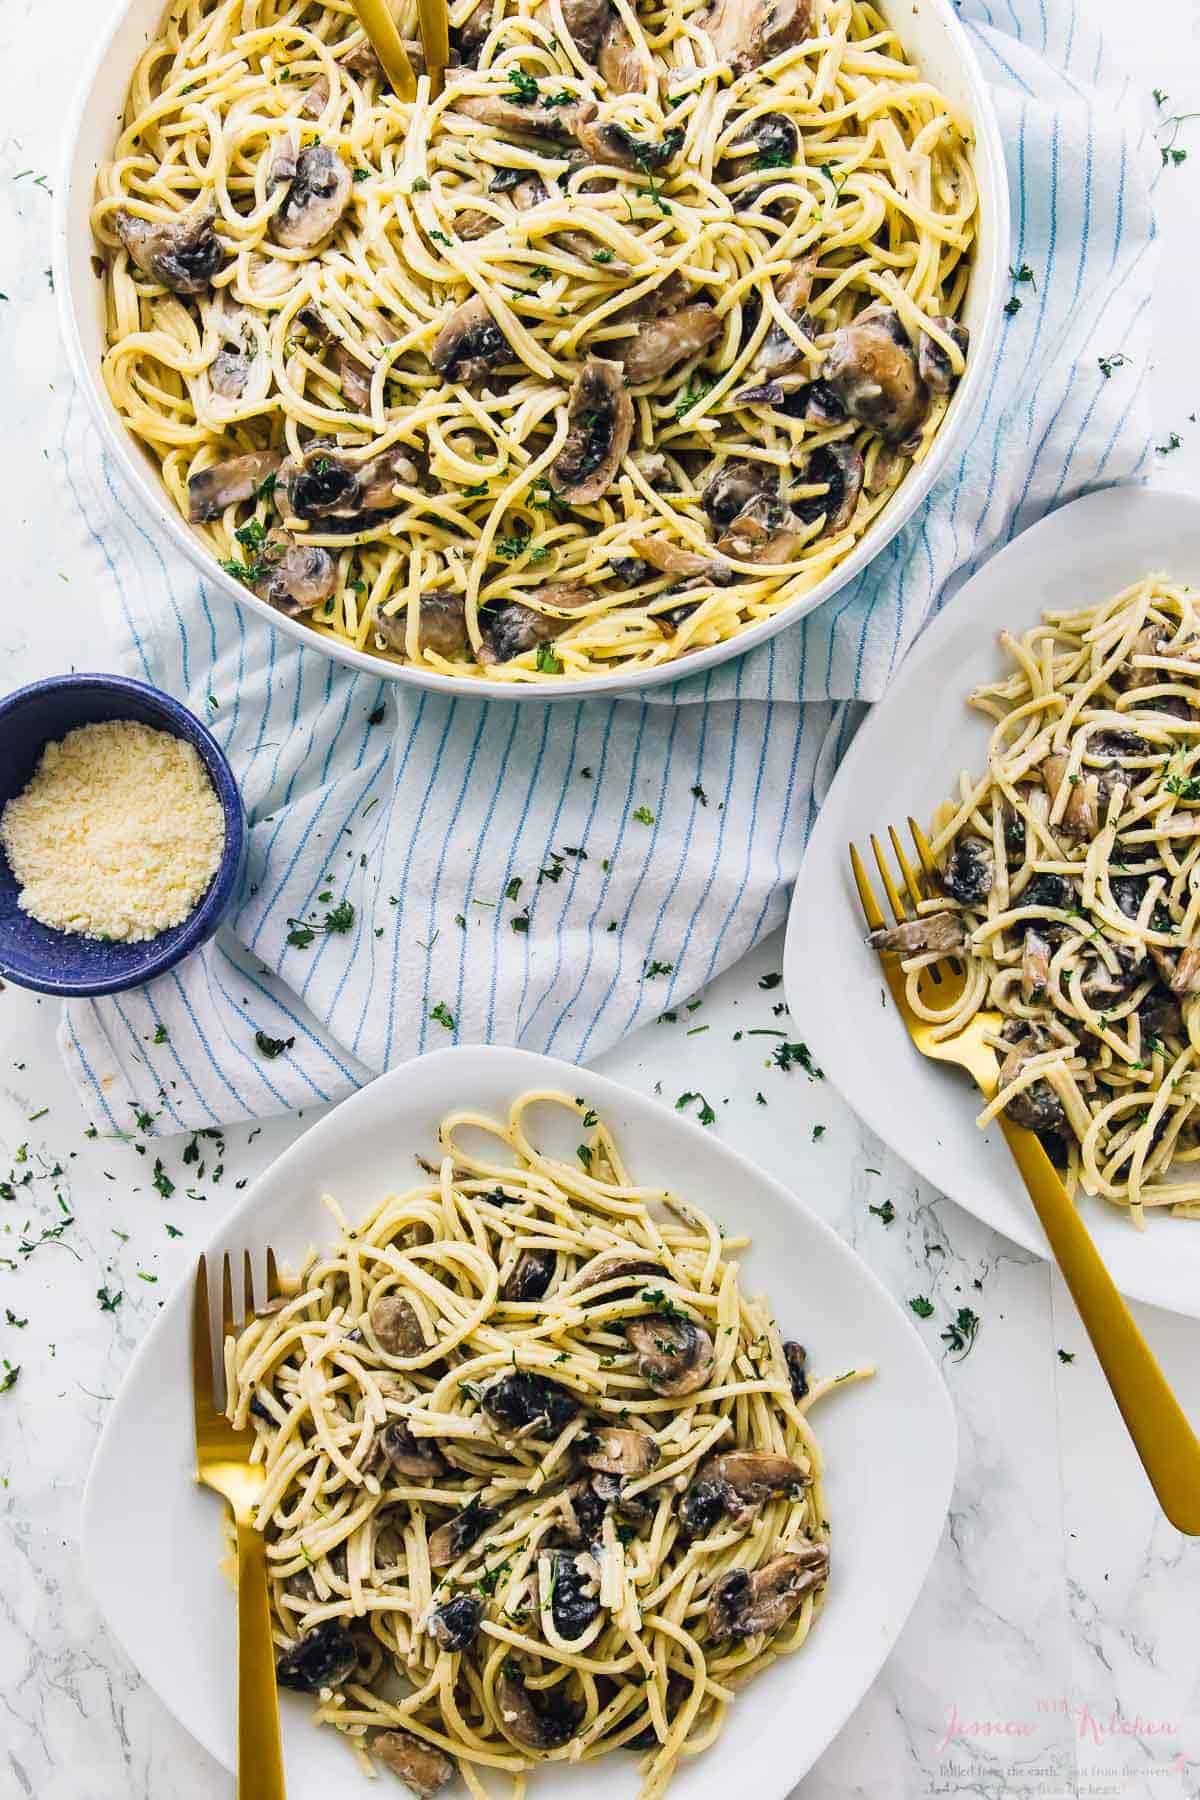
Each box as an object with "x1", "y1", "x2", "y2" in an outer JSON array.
[
  {"x1": 225, "y1": 1091, "x2": 866, "y2": 1795},
  {"x1": 93, "y1": 0, "x2": 976, "y2": 683},
  {"x1": 869, "y1": 575, "x2": 1200, "y2": 1228}
]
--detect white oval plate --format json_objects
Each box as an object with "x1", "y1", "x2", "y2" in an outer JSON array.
[
  {"x1": 53, "y1": 0, "x2": 1007, "y2": 702},
  {"x1": 784, "y1": 486, "x2": 1200, "y2": 1317},
  {"x1": 82, "y1": 1044, "x2": 955, "y2": 1797}
]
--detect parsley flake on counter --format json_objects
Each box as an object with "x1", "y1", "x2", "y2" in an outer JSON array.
[
  {"x1": 690, "y1": 783, "x2": 708, "y2": 806},
  {"x1": 675, "y1": 1091, "x2": 716, "y2": 1126},
  {"x1": 1057, "y1": 1348, "x2": 1075, "y2": 1364},
  {"x1": 1003, "y1": 295, "x2": 1022, "y2": 317},
  {"x1": 152, "y1": 1023, "x2": 170, "y2": 1044},
  {"x1": 152, "y1": 1159, "x2": 175, "y2": 1199},
  {"x1": 511, "y1": 908, "x2": 530, "y2": 933},
  {"x1": 1097, "y1": 352, "x2": 1130, "y2": 378},
  {"x1": 6, "y1": 1310, "x2": 28, "y2": 1328},
  {"x1": 758, "y1": 972, "x2": 782, "y2": 989},
  {"x1": 772, "y1": 1040, "x2": 823, "y2": 1079},
  {"x1": 97, "y1": 1286, "x2": 123, "y2": 1313},
  {"x1": 632, "y1": 805, "x2": 655, "y2": 825},
  {"x1": 1156, "y1": 431, "x2": 1183, "y2": 455},
  {"x1": 254, "y1": 1029, "x2": 295, "y2": 1059},
  {"x1": 644, "y1": 960, "x2": 673, "y2": 977},
  {"x1": 869, "y1": 1199, "x2": 896, "y2": 1225},
  {"x1": 909, "y1": 1296, "x2": 935, "y2": 1319},
  {"x1": 941, "y1": 1307, "x2": 980, "y2": 1359},
  {"x1": 286, "y1": 897, "x2": 355, "y2": 947},
  {"x1": 429, "y1": 1002, "x2": 456, "y2": 1031},
  {"x1": 0, "y1": 1363, "x2": 19, "y2": 1393},
  {"x1": 811, "y1": 1124, "x2": 826, "y2": 1141}
]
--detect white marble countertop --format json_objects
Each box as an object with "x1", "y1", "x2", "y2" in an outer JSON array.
[{"x1": 3, "y1": 2, "x2": 1200, "y2": 1796}]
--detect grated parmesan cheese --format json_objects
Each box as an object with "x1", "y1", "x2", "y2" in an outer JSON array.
[{"x1": 0, "y1": 718, "x2": 226, "y2": 942}]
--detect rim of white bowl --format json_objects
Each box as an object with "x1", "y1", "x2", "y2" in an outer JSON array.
[{"x1": 53, "y1": 0, "x2": 1009, "y2": 703}]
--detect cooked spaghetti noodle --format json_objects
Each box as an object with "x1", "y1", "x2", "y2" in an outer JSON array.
[
  {"x1": 870, "y1": 574, "x2": 1200, "y2": 1228},
  {"x1": 93, "y1": 0, "x2": 976, "y2": 683},
  {"x1": 226, "y1": 1091, "x2": 862, "y2": 1794}
]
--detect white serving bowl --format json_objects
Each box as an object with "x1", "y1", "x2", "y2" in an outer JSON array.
[{"x1": 54, "y1": 0, "x2": 1009, "y2": 702}]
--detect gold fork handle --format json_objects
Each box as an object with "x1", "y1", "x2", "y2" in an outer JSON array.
[
  {"x1": 1000, "y1": 1117, "x2": 1200, "y2": 1534},
  {"x1": 235, "y1": 1514, "x2": 287, "y2": 1798}
]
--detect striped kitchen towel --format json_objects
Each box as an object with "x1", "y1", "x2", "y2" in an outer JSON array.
[{"x1": 57, "y1": 0, "x2": 1159, "y2": 1131}]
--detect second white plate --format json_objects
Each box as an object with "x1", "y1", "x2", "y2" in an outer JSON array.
[
  {"x1": 784, "y1": 486, "x2": 1200, "y2": 1317},
  {"x1": 82, "y1": 1045, "x2": 955, "y2": 1798}
]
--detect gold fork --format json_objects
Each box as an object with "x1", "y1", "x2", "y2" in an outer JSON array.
[
  {"x1": 350, "y1": 0, "x2": 449, "y2": 99},
  {"x1": 851, "y1": 822, "x2": 1200, "y2": 1535},
  {"x1": 193, "y1": 1251, "x2": 287, "y2": 1797}
]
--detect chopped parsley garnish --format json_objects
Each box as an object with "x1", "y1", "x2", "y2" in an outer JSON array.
[
  {"x1": 577, "y1": 1143, "x2": 593, "y2": 1171},
  {"x1": 772, "y1": 1040, "x2": 823, "y2": 1079},
  {"x1": 511, "y1": 908, "x2": 531, "y2": 933},
  {"x1": 675, "y1": 1090, "x2": 716, "y2": 1126},
  {"x1": 152, "y1": 1159, "x2": 175, "y2": 1199},
  {"x1": 97, "y1": 1286, "x2": 123, "y2": 1313},
  {"x1": 758, "y1": 972, "x2": 782, "y2": 990},
  {"x1": 691, "y1": 783, "x2": 708, "y2": 806},
  {"x1": 411, "y1": 176, "x2": 430, "y2": 192},
  {"x1": 593, "y1": 248, "x2": 615, "y2": 263},
  {"x1": 254, "y1": 1029, "x2": 294, "y2": 1059},
  {"x1": 909, "y1": 1296, "x2": 935, "y2": 1319},
  {"x1": 429, "y1": 1001, "x2": 456, "y2": 1031},
  {"x1": 1057, "y1": 1348, "x2": 1075, "y2": 1364},
  {"x1": 504, "y1": 876, "x2": 522, "y2": 901},
  {"x1": 1097, "y1": 352, "x2": 1130, "y2": 378},
  {"x1": 0, "y1": 1363, "x2": 19, "y2": 1393},
  {"x1": 644, "y1": 960, "x2": 673, "y2": 977},
  {"x1": 674, "y1": 377, "x2": 715, "y2": 420},
  {"x1": 286, "y1": 898, "x2": 355, "y2": 947},
  {"x1": 535, "y1": 643, "x2": 563, "y2": 674},
  {"x1": 368, "y1": 703, "x2": 387, "y2": 725},
  {"x1": 811, "y1": 1123, "x2": 826, "y2": 1141},
  {"x1": 1166, "y1": 770, "x2": 1200, "y2": 800},
  {"x1": 463, "y1": 481, "x2": 490, "y2": 498},
  {"x1": 632, "y1": 805, "x2": 655, "y2": 825},
  {"x1": 756, "y1": 145, "x2": 793, "y2": 170},
  {"x1": 1156, "y1": 431, "x2": 1183, "y2": 455},
  {"x1": 941, "y1": 1307, "x2": 980, "y2": 1359},
  {"x1": 352, "y1": 167, "x2": 370, "y2": 181},
  {"x1": 506, "y1": 66, "x2": 541, "y2": 105},
  {"x1": 869, "y1": 1199, "x2": 896, "y2": 1225}
]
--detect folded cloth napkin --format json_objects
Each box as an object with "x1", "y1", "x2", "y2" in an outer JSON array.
[{"x1": 58, "y1": 0, "x2": 1158, "y2": 1132}]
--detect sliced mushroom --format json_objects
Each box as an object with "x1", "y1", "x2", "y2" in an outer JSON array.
[
  {"x1": 758, "y1": 264, "x2": 814, "y2": 375},
  {"x1": 575, "y1": 1251, "x2": 663, "y2": 1290},
  {"x1": 1042, "y1": 753, "x2": 1104, "y2": 840},
  {"x1": 478, "y1": 583, "x2": 592, "y2": 665},
  {"x1": 454, "y1": 0, "x2": 492, "y2": 63},
  {"x1": 615, "y1": 273, "x2": 690, "y2": 326},
  {"x1": 114, "y1": 201, "x2": 229, "y2": 294},
  {"x1": 343, "y1": 40, "x2": 385, "y2": 78},
  {"x1": 374, "y1": 1729, "x2": 454, "y2": 1796},
  {"x1": 715, "y1": 493, "x2": 810, "y2": 564},
  {"x1": 1078, "y1": 945, "x2": 1147, "y2": 1008},
  {"x1": 544, "y1": 1548, "x2": 602, "y2": 1638},
  {"x1": 1021, "y1": 929, "x2": 1052, "y2": 1002},
  {"x1": 275, "y1": 1620, "x2": 358, "y2": 1691},
  {"x1": 629, "y1": 536, "x2": 733, "y2": 586},
  {"x1": 458, "y1": 92, "x2": 586, "y2": 143},
  {"x1": 707, "y1": 1543, "x2": 829, "y2": 1640},
  {"x1": 609, "y1": 555, "x2": 652, "y2": 586},
  {"x1": 703, "y1": 0, "x2": 812, "y2": 75},
  {"x1": 269, "y1": 135, "x2": 299, "y2": 191},
  {"x1": 783, "y1": 1341, "x2": 808, "y2": 1401},
  {"x1": 428, "y1": 1494, "x2": 498, "y2": 1568},
  {"x1": 624, "y1": 1313, "x2": 714, "y2": 1396},
  {"x1": 942, "y1": 836, "x2": 994, "y2": 906},
  {"x1": 377, "y1": 1421, "x2": 446, "y2": 1480},
  {"x1": 496, "y1": 1662, "x2": 583, "y2": 1749},
  {"x1": 734, "y1": 112, "x2": 798, "y2": 171},
  {"x1": 187, "y1": 450, "x2": 282, "y2": 523},
  {"x1": 598, "y1": 13, "x2": 642, "y2": 91},
  {"x1": 621, "y1": 304, "x2": 721, "y2": 385},
  {"x1": 301, "y1": 73, "x2": 331, "y2": 117},
  {"x1": 1021, "y1": 872, "x2": 1074, "y2": 913},
  {"x1": 1139, "y1": 986, "x2": 1183, "y2": 1043},
  {"x1": 918, "y1": 317, "x2": 969, "y2": 395},
  {"x1": 428, "y1": 1593, "x2": 484, "y2": 1652},
  {"x1": 550, "y1": 358, "x2": 634, "y2": 505},
  {"x1": 556, "y1": 0, "x2": 614, "y2": 55},
  {"x1": 997, "y1": 1022, "x2": 1066, "y2": 1134},
  {"x1": 250, "y1": 534, "x2": 337, "y2": 615},
  {"x1": 867, "y1": 912, "x2": 964, "y2": 955},
  {"x1": 281, "y1": 441, "x2": 415, "y2": 523},
  {"x1": 272, "y1": 145, "x2": 352, "y2": 249},
  {"x1": 680, "y1": 1451, "x2": 807, "y2": 1536},
  {"x1": 819, "y1": 308, "x2": 928, "y2": 449},
  {"x1": 430, "y1": 294, "x2": 510, "y2": 383},
  {"x1": 376, "y1": 591, "x2": 469, "y2": 660},
  {"x1": 502, "y1": 1248, "x2": 556, "y2": 1301},
  {"x1": 571, "y1": 118, "x2": 683, "y2": 173},
  {"x1": 702, "y1": 458, "x2": 779, "y2": 533},
  {"x1": 582, "y1": 1425, "x2": 661, "y2": 1476},
  {"x1": 1152, "y1": 943, "x2": 1200, "y2": 997},
  {"x1": 483, "y1": 1370, "x2": 581, "y2": 1438},
  {"x1": 371, "y1": 1293, "x2": 426, "y2": 1356},
  {"x1": 1120, "y1": 624, "x2": 1169, "y2": 692},
  {"x1": 791, "y1": 443, "x2": 863, "y2": 536}
]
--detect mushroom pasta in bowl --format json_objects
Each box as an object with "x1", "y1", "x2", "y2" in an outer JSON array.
[
  {"x1": 61, "y1": 0, "x2": 1006, "y2": 692},
  {"x1": 226, "y1": 1090, "x2": 866, "y2": 1795}
]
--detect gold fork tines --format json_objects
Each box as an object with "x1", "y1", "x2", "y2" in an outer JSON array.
[
  {"x1": 193, "y1": 1253, "x2": 287, "y2": 1797},
  {"x1": 851, "y1": 821, "x2": 1200, "y2": 1534}
]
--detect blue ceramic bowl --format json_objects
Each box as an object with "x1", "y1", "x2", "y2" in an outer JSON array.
[{"x1": 0, "y1": 674, "x2": 245, "y2": 997}]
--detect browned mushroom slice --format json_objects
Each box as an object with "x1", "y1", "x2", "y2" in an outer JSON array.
[
  {"x1": 371, "y1": 1293, "x2": 426, "y2": 1355},
  {"x1": 187, "y1": 450, "x2": 282, "y2": 523},
  {"x1": 269, "y1": 135, "x2": 298, "y2": 192},
  {"x1": 867, "y1": 912, "x2": 964, "y2": 955},
  {"x1": 716, "y1": 494, "x2": 810, "y2": 565},
  {"x1": 377, "y1": 593, "x2": 469, "y2": 660},
  {"x1": 758, "y1": 264, "x2": 814, "y2": 375},
  {"x1": 941, "y1": 835, "x2": 994, "y2": 905},
  {"x1": 996, "y1": 1021, "x2": 1066, "y2": 1133},
  {"x1": 624, "y1": 1313, "x2": 714, "y2": 1395},
  {"x1": 343, "y1": 40, "x2": 384, "y2": 78},
  {"x1": 377, "y1": 1421, "x2": 446, "y2": 1479},
  {"x1": 629, "y1": 535, "x2": 733, "y2": 585},
  {"x1": 575, "y1": 1251, "x2": 663, "y2": 1289},
  {"x1": 615, "y1": 273, "x2": 690, "y2": 326},
  {"x1": 301, "y1": 73, "x2": 330, "y2": 117},
  {"x1": 479, "y1": 582, "x2": 592, "y2": 665},
  {"x1": 272, "y1": 145, "x2": 352, "y2": 249},
  {"x1": 210, "y1": 349, "x2": 253, "y2": 400},
  {"x1": 551, "y1": 358, "x2": 633, "y2": 505},
  {"x1": 455, "y1": 0, "x2": 492, "y2": 64},
  {"x1": 583, "y1": 1426, "x2": 660, "y2": 1476},
  {"x1": 702, "y1": 457, "x2": 779, "y2": 533},
  {"x1": 249, "y1": 534, "x2": 338, "y2": 616},
  {"x1": 458, "y1": 92, "x2": 588, "y2": 142},
  {"x1": 374, "y1": 1729, "x2": 454, "y2": 1795},
  {"x1": 430, "y1": 294, "x2": 510, "y2": 383},
  {"x1": 707, "y1": 1543, "x2": 829, "y2": 1640},
  {"x1": 281, "y1": 442, "x2": 415, "y2": 523},
  {"x1": 1150, "y1": 943, "x2": 1200, "y2": 997},
  {"x1": 791, "y1": 443, "x2": 864, "y2": 536},
  {"x1": 598, "y1": 13, "x2": 642, "y2": 91},
  {"x1": 680, "y1": 1450, "x2": 807, "y2": 1534},
  {"x1": 819, "y1": 307, "x2": 928, "y2": 449},
  {"x1": 502, "y1": 1248, "x2": 556, "y2": 1301},
  {"x1": 1042, "y1": 753, "x2": 1101, "y2": 839},
  {"x1": 548, "y1": 0, "x2": 614, "y2": 55},
  {"x1": 703, "y1": 0, "x2": 812, "y2": 75},
  {"x1": 918, "y1": 317, "x2": 969, "y2": 395},
  {"x1": 783, "y1": 1341, "x2": 808, "y2": 1400},
  {"x1": 1021, "y1": 928, "x2": 1052, "y2": 1002},
  {"x1": 622, "y1": 304, "x2": 721, "y2": 385},
  {"x1": 496, "y1": 1663, "x2": 583, "y2": 1750},
  {"x1": 428, "y1": 1593, "x2": 484, "y2": 1652},
  {"x1": 482, "y1": 1369, "x2": 581, "y2": 1438},
  {"x1": 428, "y1": 1494, "x2": 498, "y2": 1567},
  {"x1": 571, "y1": 117, "x2": 684, "y2": 172},
  {"x1": 275, "y1": 1619, "x2": 359, "y2": 1690},
  {"x1": 733, "y1": 112, "x2": 798, "y2": 171},
  {"x1": 115, "y1": 201, "x2": 229, "y2": 294},
  {"x1": 1119, "y1": 624, "x2": 1169, "y2": 691}
]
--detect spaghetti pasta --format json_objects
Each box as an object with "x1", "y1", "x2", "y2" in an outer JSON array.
[
  {"x1": 226, "y1": 1090, "x2": 863, "y2": 1795},
  {"x1": 869, "y1": 574, "x2": 1200, "y2": 1228},
  {"x1": 93, "y1": 0, "x2": 976, "y2": 683}
]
